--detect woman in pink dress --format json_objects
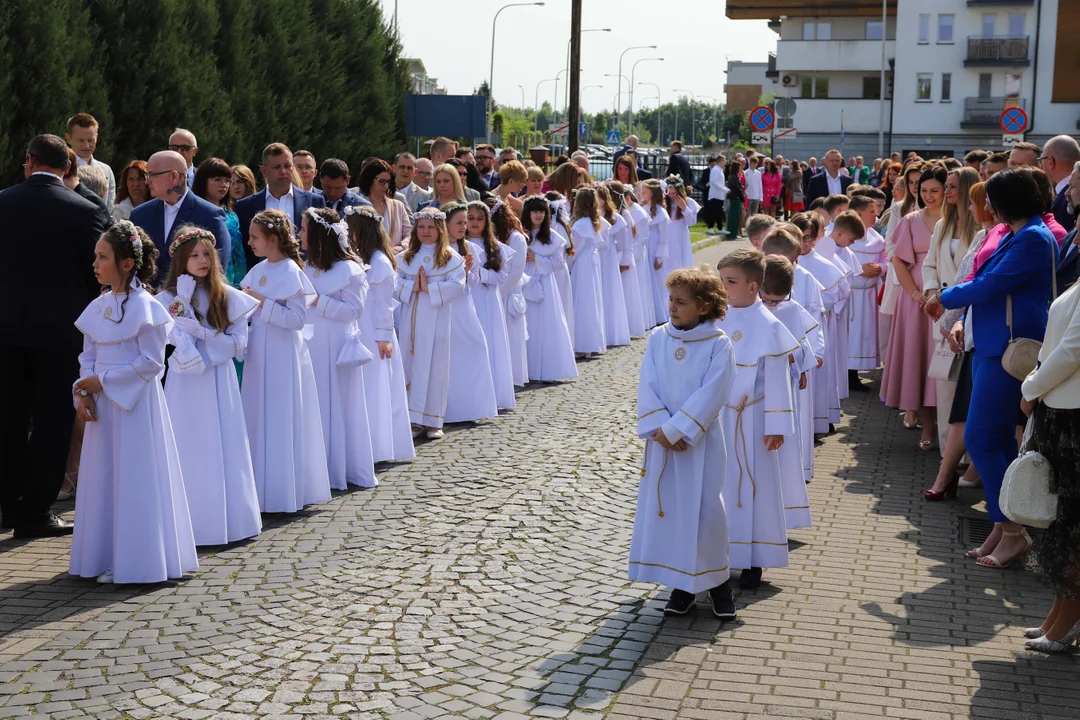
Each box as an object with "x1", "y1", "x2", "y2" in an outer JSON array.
[
  {"x1": 882, "y1": 165, "x2": 946, "y2": 451},
  {"x1": 761, "y1": 159, "x2": 784, "y2": 218}
]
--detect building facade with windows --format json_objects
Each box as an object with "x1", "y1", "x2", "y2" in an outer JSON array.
[
  {"x1": 727, "y1": 0, "x2": 1080, "y2": 159},
  {"x1": 724, "y1": 60, "x2": 776, "y2": 113}
]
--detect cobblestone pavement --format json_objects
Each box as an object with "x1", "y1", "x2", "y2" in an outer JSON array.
[{"x1": 0, "y1": 242, "x2": 1077, "y2": 720}]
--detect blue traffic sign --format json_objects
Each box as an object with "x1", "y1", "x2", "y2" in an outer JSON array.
[
  {"x1": 579, "y1": 121, "x2": 589, "y2": 137},
  {"x1": 750, "y1": 106, "x2": 775, "y2": 132},
  {"x1": 1000, "y1": 107, "x2": 1028, "y2": 134},
  {"x1": 606, "y1": 129, "x2": 621, "y2": 145}
]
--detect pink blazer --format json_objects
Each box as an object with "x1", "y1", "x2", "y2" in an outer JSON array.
[{"x1": 761, "y1": 171, "x2": 783, "y2": 201}]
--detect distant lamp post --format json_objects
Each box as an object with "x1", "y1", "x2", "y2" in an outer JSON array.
[
  {"x1": 489, "y1": 3, "x2": 545, "y2": 142},
  {"x1": 629, "y1": 57, "x2": 663, "y2": 137}
]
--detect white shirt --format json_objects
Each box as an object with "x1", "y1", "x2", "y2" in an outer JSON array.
[
  {"x1": 1056, "y1": 176, "x2": 1070, "y2": 195},
  {"x1": 163, "y1": 190, "x2": 188, "y2": 241},
  {"x1": 265, "y1": 186, "x2": 296, "y2": 223},
  {"x1": 826, "y1": 172, "x2": 842, "y2": 196},
  {"x1": 709, "y1": 165, "x2": 728, "y2": 201},
  {"x1": 745, "y1": 169, "x2": 763, "y2": 201}
]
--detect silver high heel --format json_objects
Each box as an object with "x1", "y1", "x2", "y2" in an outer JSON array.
[
  {"x1": 1025, "y1": 619, "x2": 1080, "y2": 653},
  {"x1": 1023, "y1": 627, "x2": 1046, "y2": 639}
]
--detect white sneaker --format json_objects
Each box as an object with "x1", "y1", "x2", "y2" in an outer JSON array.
[
  {"x1": 426, "y1": 428, "x2": 444, "y2": 440},
  {"x1": 411, "y1": 425, "x2": 424, "y2": 439},
  {"x1": 96, "y1": 570, "x2": 114, "y2": 584}
]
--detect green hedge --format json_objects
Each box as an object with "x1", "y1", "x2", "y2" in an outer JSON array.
[{"x1": 0, "y1": 0, "x2": 410, "y2": 185}]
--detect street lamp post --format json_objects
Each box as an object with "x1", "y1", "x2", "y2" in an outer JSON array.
[
  {"x1": 637, "y1": 81, "x2": 660, "y2": 142},
  {"x1": 489, "y1": 3, "x2": 545, "y2": 142},
  {"x1": 553, "y1": 68, "x2": 570, "y2": 125},
  {"x1": 535, "y1": 78, "x2": 556, "y2": 131},
  {"x1": 565, "y1": 29, "x2": 610, "y2": 113},
  {"x1": 674, "y1": 88, "x2": 696, "y2": 146},
  {"x1": 629, "y1": 57, "x2": 663, "y2": 137},
  {"x1": 617, "y1": 45, "x2": 656, "y2": 135},
  {"x1": 518, "y1": 85, "x2": 526, "y2": 113}
]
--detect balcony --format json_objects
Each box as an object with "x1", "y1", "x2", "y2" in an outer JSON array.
[
  {"x1": 765, "y1": 52, "x2": 778, "y2": 79},
  {"x1": 961, "y1": 96, "x2": 1027, "y2": 128},
  {"x1": 783, "y1": 97, "x2": 892, "y2": 134},
  {"x1": 965, "y1": 36, "x2": 1030, "y2": 66},
  {"x1": 777, "y1": 39, "x2": 896, "y2": 73},
  {"x1": 966, "y1": 0, "x2": 1033, "y2": 6}
]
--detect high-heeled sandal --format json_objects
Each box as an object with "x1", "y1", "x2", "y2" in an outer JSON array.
[
  {"x1": 924, "y1": 472, "x2": 959, "y2": 501},
  {"x1": 977, "y1": 528, "x2": 1033, "y2": 568},
  {"x1": 919, "y1": 439, "x2": 936, "y2": 451},
  {"x1": 1025, "y1": 619, "x2": 1080, "y2": 653},
  {"x1": 1023, "y1": 627, "x2": 1047, "y2": 639}
]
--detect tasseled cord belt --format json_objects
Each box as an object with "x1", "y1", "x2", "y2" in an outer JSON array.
[{"x1": 725, "y1": 395, "x2": 763, "y2": 508}]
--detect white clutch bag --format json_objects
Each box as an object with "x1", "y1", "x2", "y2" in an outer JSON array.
[
  {"x1": 337, "y1": 328, "x2": 374, "y2": 368},
  {"x1": 522, "y1": 277, "x2": 545, "y2": 304},
  {"x1": 1000, "y1": 417, "x2": 1057, "y2": 528},
  {"x1": 507, "y1": 292, "x2": 527, "y2": 317}
]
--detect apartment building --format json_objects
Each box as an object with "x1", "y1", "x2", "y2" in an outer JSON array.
[
  {"x1": 725, "y1": 61, "x2": 777, "y2": 113},
  {"x1": 726, "y1": 0, "x2": 1080, "y2": 159}
]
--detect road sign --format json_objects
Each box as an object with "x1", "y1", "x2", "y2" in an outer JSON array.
[
  {"x1": 775, "y1": 127, "x2": 797, "y2": 140},
  {"x1": 752, "y1": 131, "x2": 773, "y2": 146},
  {"x1": 750, "y1": 106, "x2": 775, "y2": 132},
  {"x1": 550, "y1": 121, "x2": 569, "y2": 138},
  {"x1": 606, "y1": 130, "x2": 621, "y2": 145},
  {"x1": 1000, "y1": 107, "x2": 1028, "y2": 134},
  {"x1": 775, "y1": 97, "x2": 797, "y2": 119},
  {"x1": 709, "y1": 134, "x2": 717, "y2": 143},
  {"x1": 579, "y1": 121, "x2": 588, "y2": 137},
  {"x1": 1003, "y1": 133, "x2": 1025, "y2": 148}
]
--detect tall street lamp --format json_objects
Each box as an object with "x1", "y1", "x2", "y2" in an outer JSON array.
[
  {"x1": 553, "y1": 68, "x2": 570, "y2": 125},
  {"x1": 637, "y1": 82, "x2": 660, "y2": 143},
  {"x1": 617, "y1": 45, "x2": 656, "y2": 134},
  {"x1": 565, "y1": 29, "x2": 610, "y2": 112},
  {"x1": 489, "y1": 3, "x2": 545, "y2": 142},
  {"x1": 535, "y1": 77, "x2": 556, "y2": 131},
  {"x1": 629, "y1": 57, "x2": 663, "y2": 137}
]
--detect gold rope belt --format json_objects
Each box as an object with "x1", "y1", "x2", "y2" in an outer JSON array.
[
  {"x1": 409, "y1": 287, "x2": 419, "y2": 355},
  {"x1": 640, "y1": 441, "x2": 671, "y2": 518},
  {"x1": 724, "y1": 395, "x2": 764, "y2": 507}
]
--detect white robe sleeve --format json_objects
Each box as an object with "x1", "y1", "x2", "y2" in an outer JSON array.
[
  {"x1": 394, "y1": 269, "x2": 416, "y2": 302},
  {"x1": 500, "y1": 240, "x2": 526, "y2": 297},
  {"x1": 478, "y1": 246, "x2": 514, "y2": 287},
  {"x1": 427, "y1": 263, "x2": 466, "y2": 308},
  {"x1": 616, "y1": 224, "x2": 634, "y2": 267},
  {"x1": 803, "y1": 306, "x2": 825, "y2": 361},
  {"x1": 256, "y1": 291, "x2": 307, "y2": 330},
  {"x1": 99, "y1": 324, "x2": 167, "y2": 412},
  {"x1": 660, "y1": 335, "x2": 736, "y2": 447},
  {"x1": 655, "y1": 221, "x2": 670, "y2": 261},
  {"x1": 370, "y1": 274, "x2": 397, "y2": 343},
  {"x1": 318, "y1": 273, "x2": 367, "y2": 323},
  {"x1": 205, "y1": 314, "x2": 253, "y2": 366},
  {"x1": 762, "y1": 354, "x2": 796, "y2": 437},
  {"x1": 637, "y1": 333, "x2": 673, "y2": 437},
  {"x1": 77, "y1": 336, "x2": 96, "y2": 380},
  {"x1": 682, "y1": 198, "x2": 700, "y2": 227}
]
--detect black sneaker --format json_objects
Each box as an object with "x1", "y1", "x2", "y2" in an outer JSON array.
[
  {"x1": 664, "y1": 589, "x2": 696, "y2": 615},
  {"x1": 709, "y1": 582, "x2": 737, "y2": 620},
  {"x1": 739, "y1": 567, "x2": 763, "y2": 589},
  {"x1": 848, "y1": 370, "x2": 868, "y2": 392}
]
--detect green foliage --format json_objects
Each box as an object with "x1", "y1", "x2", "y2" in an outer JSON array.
[{"x1": 3, "y1": 0, "x2": 409, "y2": 185}]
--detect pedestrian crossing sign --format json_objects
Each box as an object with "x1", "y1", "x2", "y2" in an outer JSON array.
[{"x1": 606, "y1": 130, "x2": 621, "y2": 145}]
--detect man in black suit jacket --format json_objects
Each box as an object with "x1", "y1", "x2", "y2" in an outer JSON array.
[
  {"x1": 0, "y1": 135, "x2": 108, "y2": 537},
  {"x1": 1056, "y1": 228, "x2": 1080, "y2": 291},
  {"x1": 665, "y1": 141, "x2": 694, "y2": 186},
  {"x1": 1042, "y1": 135, "x2": 1079, "y2": 233},
  {"x1": 805, "y1": 149, "x2": 853, "y2": 207}
]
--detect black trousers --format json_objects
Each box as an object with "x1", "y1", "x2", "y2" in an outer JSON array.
[
  {"x1": 0, "y1": 344, "x2": 78, "y2": 526},
  {"x1": 706, "y1": 198, "x2": 726, "y2": 229}
]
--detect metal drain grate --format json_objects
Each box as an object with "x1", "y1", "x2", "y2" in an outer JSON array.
[{"x1": 959, "y1": 515, "x2": 995, "y2": 547}]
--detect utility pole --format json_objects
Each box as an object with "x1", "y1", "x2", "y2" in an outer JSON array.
[{"x1": 568, "y1": 0, "x2": 582, "y2": 153}]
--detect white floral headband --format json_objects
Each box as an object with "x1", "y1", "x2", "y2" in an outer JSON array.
[
  {"x1": 305, "y1": 207, "x2": 350, "y2": 252},
  {"x1": 343, "y1": 204, "x2": 381, "y2": 221},
  {"x1": 415, "y1": 206, "x2": 447, "y2": 221},
  {"x1": 118, "y1": 220, "x2": 142, "y2": 269}
]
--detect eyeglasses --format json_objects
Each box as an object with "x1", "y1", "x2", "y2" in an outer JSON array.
[
  {"x1": 1038, "y1": 155, "x2": 1051, "y2": 165},
  {"x1": 211, "y1": 176, "x2": 233, "y2": 185},
  {"x1": 476, "y1": 155, "x2": 495, "y2": 161},
  {"x1": 375, "y1": 177, "x2": 392, "y2": 186},
  {"x1": 168, "y1": 144, "x2": 194, "y2": 153},
  {"x1": 415, "y1": 171, "x2": 432, "y2": 177},
  {"x1": 144, "y1": 169, "x2": 173, "y2": 182},
  {"x1": 761, "y1": 297, "x2": 784, "y2": 307}
]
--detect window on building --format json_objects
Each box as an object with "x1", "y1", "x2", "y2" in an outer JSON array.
[
  {"x1": 941, "y1": 73, "x2": 952, "y2": 102},
  {"x1": 978, "y1": 73, "x2": 992, "y2": 98},
  {"x1": 982, "y1": 13, "x2": 996, "y2": 37},
  {"x1": 801, "y1": 76, "x2": 813, "y2": 98},
  {"x1": 938, "y1": 15, "x2": 955, "y2": 43},
  {"x1": 866, "y1": 21, "x2": 883, "y2": 41},
  {"x1": 802, "y1": 21, "x2": 830, "y2": 40},
  {"x1": 815, "y1": 77, "x2": 829, "y2": 98},
  {"x1": 816, "y1": 22, "x2": 831, "y2": 40},
  {"x1": 1005, "y1": 73, "x2": 1021, "y2": 99},
  {"x1": 918, "y1": 14, "x2": 930, "y2": 44},
  {"x1": 1008, "y1": 13, "x2": 1025, "y2": 36},
  {"x1": 803, "y1": 21, "x2": 815, "y2": 40},
  {"x1": 863, "y1": 76, "x2": 882, "y2": 99},
  {"x1": 916, "y1": 73, "x2": 932, "y2": 101}
]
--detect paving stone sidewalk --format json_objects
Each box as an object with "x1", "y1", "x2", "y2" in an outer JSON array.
[{"x1": 0, "y1": 242, "x2": 1076, "y2": 719}]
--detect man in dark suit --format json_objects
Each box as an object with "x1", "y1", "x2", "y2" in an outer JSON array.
[
  {"x1": 1057, "y1": 228, "x2": 1080, "y2": 291},
  {"x1": 316, "y1": 158, "x2": 369, "y2": 214},
  {"x1": 0, "y1": 135, "x2": 108, "y2": 537},
  {"x1": 665, "y1": 141, "x2": 693, "y2": 186},
  {"x1": 805, "y1": 149, "x2": 853, "y2": 207},
  {"x1": 62, "y1": 148, "x2": 111, "y2": 228},
  {"x1": 1041, "y1": 135, "x2": 1079, "y2": 233},
  {"x1": 131, "y1": 150, "x2": 230, "y2": 277},
  {"x1": 236, "y1": 143, "x2": 325, "y2": 272}
]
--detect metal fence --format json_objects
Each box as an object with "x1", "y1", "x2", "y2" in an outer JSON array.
[{"x1": 586, "y1": 154, "x2": 712, "y2": 202}]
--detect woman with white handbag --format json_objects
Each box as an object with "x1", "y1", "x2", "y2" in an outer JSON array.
[{"x1": 1017, "y1": 173, "x2": 1080, "y2": 653}]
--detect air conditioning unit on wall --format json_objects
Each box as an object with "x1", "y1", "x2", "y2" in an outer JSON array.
[{"x1": 781, "y1": 74, "x2": 799, "y2": 88}]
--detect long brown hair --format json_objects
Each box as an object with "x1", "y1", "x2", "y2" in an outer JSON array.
[
  {"x1": 251, "y1": 209, "x2": 303, "y2": 268},
  {"x1": 547, "y1": 162, "x2": 584, "y2": 196},
  {"x1": 900, "y1": 162, "x2": 925, "y2": 216},
  {"x1": 163, "y1": 225, "x2": 230, "y2": 332},
  {"x1": 487, "y1": 197, "x2": 524, "y2": 244},
  {"x1": 466, "y1": 201, "x2": 502, "y2": 272},
  {"x1": 404, "y1": 212, "x2": 453, "y2": 268},
  {"x1": 345, "y1": 210, "x2": 397, "y2": 269},
  {"x1": 594, "y1": 184, "x2": 617, "y2": 224},
  {"x1": 304, "y1": 207, "x2": 358, "y2": 271},
  {"x1": 572, "y1": 187, "x2": 601, "y2": 233},
  {"x1": 641, "y1": 180, "x2": 664, "y2": 218},
  {"x1": 100, "y1": 221, "x2": 159, "y2": 322},
  {"x1": 613, "y1": 155, "x2": 639, "y2": 185},
  {"x1": 115, "y1": 159, "x2": 147, "y2": 206},
  {"x1": 940, "y1": 167, "x2": 980, "y2": 253}
]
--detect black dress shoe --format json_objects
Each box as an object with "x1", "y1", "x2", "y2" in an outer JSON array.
[
  {"x1": 13, "y1": 514, "x2": 74, "y2": 538},
  {"x1": 709, "y1": 582, "x2": 737, "y2": 620},
  {"x1": 739, "y1": 567, "x2": 763, "y2": 589},
  {"x1": 664, "y1": 588, "x2": 696, "y2": 616}
]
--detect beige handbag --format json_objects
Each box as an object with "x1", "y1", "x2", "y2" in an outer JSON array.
[
  {"x1": 1001, "y1": 244, "x2": 1057, "y2": 381},
  {"x1": 928, "y1": 338, "x2": 962, "y2": 381}
]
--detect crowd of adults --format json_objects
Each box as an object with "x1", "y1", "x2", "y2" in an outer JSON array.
[{"x1": 3, "y1": 110, "x2": 1080, "y2": 649}]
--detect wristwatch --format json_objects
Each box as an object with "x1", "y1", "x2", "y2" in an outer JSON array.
[{"x1": 76, "y1": 388, "x2": 90, "y2": 398}]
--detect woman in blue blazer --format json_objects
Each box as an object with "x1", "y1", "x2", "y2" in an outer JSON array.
[{"x1": 926, "y1": 168, "x2": 1057, "y2": 568}]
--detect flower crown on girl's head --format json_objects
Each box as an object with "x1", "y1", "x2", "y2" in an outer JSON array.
[
  {"x1": 415, "y1": 206, "x2": 447, "y2": 221},
  {"x1": 252, "y1": 213, "x2": 291, "y2": 234},
  {"x1": 521, "y1": 194, "x2": 548, "y2": 206},
  {"x1": 304, "y1": 207, "x2": 350, "y2": 252},
  {"x1": 343, "y1": 204, "x2": 381, "y2": 221},
  {"x1": 664, "y1": 174, "x2": 684, "y2": 189},
  {"x1": 118, "y1": 220, "x2": 143, "y2": 269},
  {"x1": 168, "y1": 228, "x2": 216, "y2": 257}
]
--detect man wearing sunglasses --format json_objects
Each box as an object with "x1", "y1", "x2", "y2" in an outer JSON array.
[
  {"x1": 167, "y1": 128, "x2": 199, "y2": 186},
  {"x1": 475, "y1": 144, "x2": 500, "y2": 190}
]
